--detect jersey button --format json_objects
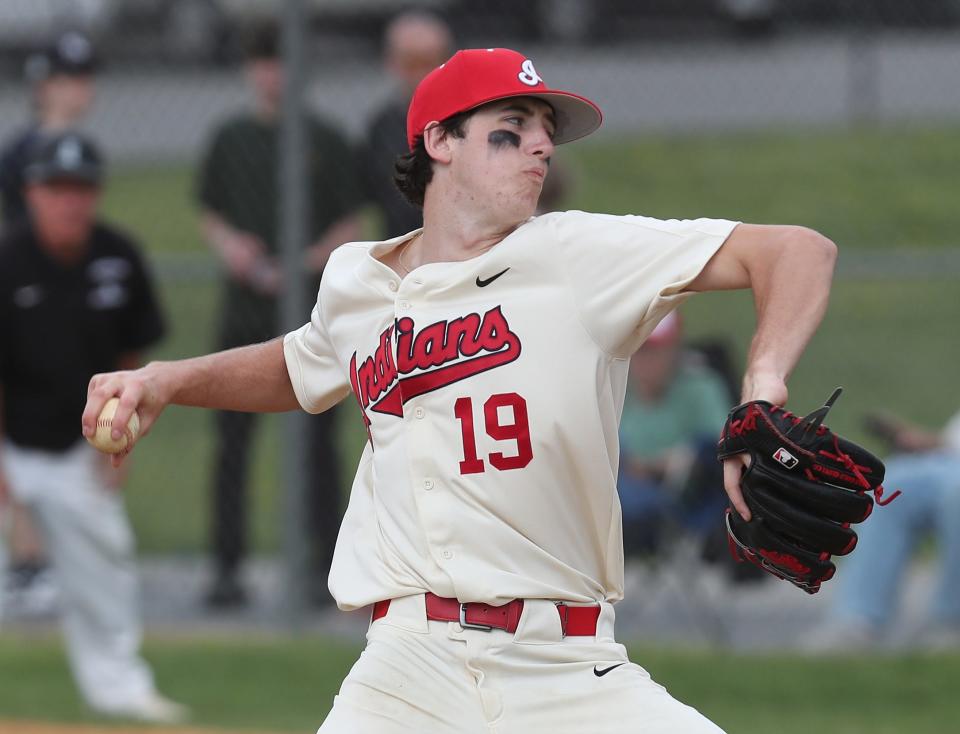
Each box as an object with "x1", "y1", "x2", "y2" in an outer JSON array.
[
  {"x1": 388, "y1": 281, "x2": 398, "y2": 292},
  {"x1": 414, "y1": 407, "x2": 425, "y2": 419},
  {"x1": 423, "y1": 479, "x2": 434, "y2": 490},
  {"x1": 399, "y1": 300, "x2": 411, "y2": 310},
  {"x1": 441, "y1": 550, "x2": 453, "y2": 560}
]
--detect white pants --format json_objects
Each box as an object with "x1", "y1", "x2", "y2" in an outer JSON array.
[
  {"x1": 319, "y1": 594, "x2": 725, "y2": 734},
  {"x1": 0, "y1": 440, "x2": 157, "y2": 711}
]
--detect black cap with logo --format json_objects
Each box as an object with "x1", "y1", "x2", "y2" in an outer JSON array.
[
  {"x1": 24, "y1": 131, "x2": 104, "y2": 186},
  {"x1": 24, "y1": 30, "x2": 98, "y2": 83}
]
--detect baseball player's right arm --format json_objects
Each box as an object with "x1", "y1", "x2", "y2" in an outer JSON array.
[{"x1": 82, "y1": 337, "x2": 298, "y2": 466}]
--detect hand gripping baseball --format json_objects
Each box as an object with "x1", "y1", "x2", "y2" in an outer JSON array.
[
  {"x1": 87, "y1": 397, "x2": 140, "y2": 455},
  {"x1": 717, "y1": 388, "x2": 898, "y2": 594},
  {"x1": 82, "y1": 366, "x2": 171, "y2": 467}
]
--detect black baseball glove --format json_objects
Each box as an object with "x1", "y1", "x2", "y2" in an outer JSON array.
[{"x1": 717, "y1": 388, "x2": 897, "y2": 594}]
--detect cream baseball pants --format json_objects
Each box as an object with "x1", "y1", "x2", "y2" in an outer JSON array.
[
  {"x1": 0, "y1": 440, "x2": 158, "y2": 712},
  {"x1": 318, "y1": 593, "x2": 725, "y2": 734}
]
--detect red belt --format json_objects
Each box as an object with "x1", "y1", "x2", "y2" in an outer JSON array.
[{"x1": 371, "y1": 592, "x2": 601, "y2": 636}]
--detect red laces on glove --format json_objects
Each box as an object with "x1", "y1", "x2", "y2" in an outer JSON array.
[{"x1": 820, "y1": 436, "x2": 901, "y2": 506}]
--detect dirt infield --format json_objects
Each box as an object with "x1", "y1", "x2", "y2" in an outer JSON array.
[{"x1": 0, "y1": 722, "x2": 285, "y2": 734}]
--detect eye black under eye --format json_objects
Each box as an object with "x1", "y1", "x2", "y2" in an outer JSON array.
[{"x1": 488, "y1": 130, "x2": 521, "y2": 148}]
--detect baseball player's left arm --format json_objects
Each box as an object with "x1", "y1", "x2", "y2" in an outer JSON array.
[{"x1": 686, "y1": 223, "x2": 838, "y2": 519}]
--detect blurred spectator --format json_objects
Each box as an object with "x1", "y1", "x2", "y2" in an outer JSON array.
[
  {"x1": 815, "y1": 409, "x2": 960, "y2": 650},
  {"x1": 0, "y1": 30, "x2": 98, "y2": 227},
  {"x1": 0, "y1": 131, "x2": 186, "y2": 723},
  {"x1": 195, "y1": 22, "x2": 364, "y2": 609},
  {"x1": 0, "y1": 29, "x2": 98, "y2": 619},
  {"x1": 362, "y1": 10, "x2": 453, "y2": 238},
  {"x1": 617, "y1": 311, "x2": 733, "y2": 557}
]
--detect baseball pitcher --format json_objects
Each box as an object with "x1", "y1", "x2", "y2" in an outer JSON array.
[{"x1": 83, "y1": 49, "x2": 885, "y2": 733}]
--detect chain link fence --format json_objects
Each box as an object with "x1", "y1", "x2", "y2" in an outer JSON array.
[{"x1": 1, "y1": 1, "x2": 958, "y2": 638}]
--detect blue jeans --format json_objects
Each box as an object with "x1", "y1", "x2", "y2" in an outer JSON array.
[
  {"x1": 832, "y1": 451, "x2": 960, "y2": 628},
  {"x1": 617, "y1": 474, "x2": 672, "y2": 556},
  {"x1": 617, "y1": 439, "x2": 726, "y2": 557}
]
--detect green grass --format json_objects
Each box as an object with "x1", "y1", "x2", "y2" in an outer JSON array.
[
  {"x1": 1, "y1": 636, "x2": 958, "y2": 732},
  {"x1": 0, "y1": 635, "x2": 358, "y2": 731},
  {"x1": 638, "y1": 647, "x2": 960, "y2": 734},
  {"x1": 89, "y1": 123, "x2": 960, "y2": 554},
  {"x1": 566, "y1": 125, "x2": 960, "y2": 249},
  {"x1": 106, "y1": 165, "x2": 205, "y2": 254},
  {"x1": 681, "y1": 279, "x2": 960, "y2": 435},
  {"x1": 102, "y1": 124, "x2": 960, "y2": 255}
]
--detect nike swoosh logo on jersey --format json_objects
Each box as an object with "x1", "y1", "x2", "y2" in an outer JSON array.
[
  {"x1": 593, "y1": 663, "x2": 626, "y2": 677},
  {"x1": 476, "y1": 268, "x2": 510, "y2": 287}
]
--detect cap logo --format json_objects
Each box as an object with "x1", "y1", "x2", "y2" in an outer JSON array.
[
  {"x1": 517, "y1": 59, "x2": 542, "y2": 87},
  {"x1": 57, "y1": 139, "x2": 83, "y2": 169}
]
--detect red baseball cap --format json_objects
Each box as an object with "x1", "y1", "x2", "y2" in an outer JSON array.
[{"x1": 406, "y1": 48, "x2": 602, "y2": 150}]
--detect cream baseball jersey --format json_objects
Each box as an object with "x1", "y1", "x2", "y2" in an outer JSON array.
[{"x1": 284, "y1": 210, "x2": 739, "y2": 610}]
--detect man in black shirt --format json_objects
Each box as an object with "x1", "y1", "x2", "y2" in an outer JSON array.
[
  {"x1": 0, "y1": 30, "x2": 99, "y2": 607},
  {"x1": 195, "y1": 22, "x2": 364, "y2": 608},
  {"x1": 362, "y1": 11, "x2": 452, "y2": 238},
  {"x1": 0, "y1": 131, "x2": 187, "y2": 723}
]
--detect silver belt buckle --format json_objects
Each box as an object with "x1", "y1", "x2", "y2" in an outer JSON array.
[
  {"x1": 555, "y1": 601, "x2": 569, "y2": 638},
  {"x1": 460, "y1": 603, "x2": 493, "y2": 631}
]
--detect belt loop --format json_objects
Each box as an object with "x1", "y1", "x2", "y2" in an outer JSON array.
[
  {"x1": 506, "y1": 599, "x2": 525, "y2": 632},
  {"x1": 371, "y1": 600, "x2": 391, "y2": 624},
  {"x1": 555, "y1": 602, "x2": 569, "y2": 637}
]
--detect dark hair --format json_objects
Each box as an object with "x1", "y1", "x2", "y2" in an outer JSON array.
[
  {"x1": 393, "y1": 111, "x2": 471, "y2": 208},
  {"x1": 242, "y1": 21, "x2": 280, "y2": 61}
]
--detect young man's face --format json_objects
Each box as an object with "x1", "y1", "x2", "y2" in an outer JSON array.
[
  {"x1": 629, "y1": 340, "x2": 681, "y2": 399},
  {"x1": 26, "y1": 180, "x2": 100, "y2": 258},
  {"x1": 38, "y1": 74, "x2": 95, "y2": 123},
  {"x1": 246, "y1": 58, "x2": 284, "y2": 112},
  {"x1": 444, "y1": 97, "x2": 557, "y2": 223},
  {"x1": 386, "y1": 22, "x2": 450, "y2": 96}
]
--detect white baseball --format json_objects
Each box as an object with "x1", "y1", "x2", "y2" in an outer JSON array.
[{"x1": 88, "y1": 397, "x2": 140, "y2": 454}]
